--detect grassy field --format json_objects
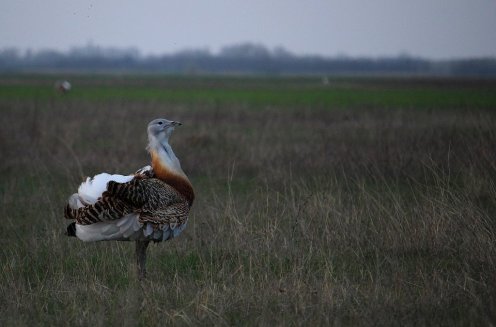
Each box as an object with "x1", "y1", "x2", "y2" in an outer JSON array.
[{"x1": 1, "y1": 75, "x2": 496, "y2": 326}]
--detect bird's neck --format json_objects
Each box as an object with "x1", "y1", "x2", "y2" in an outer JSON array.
[{"x1": 148, "y1": 137, "x2": 195, "y2": 205}]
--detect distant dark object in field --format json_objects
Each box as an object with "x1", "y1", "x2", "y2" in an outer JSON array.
[
  {"x1": 54, "y1": 80, "x2": 71, "y2": 94},
  {"x1": 64, "y1": 118, "x2": 194, "y2": 280}
]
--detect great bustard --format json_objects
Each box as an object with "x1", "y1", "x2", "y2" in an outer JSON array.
[{"x1": 64, "y1": 118, "x2": 194, "y2": 279}]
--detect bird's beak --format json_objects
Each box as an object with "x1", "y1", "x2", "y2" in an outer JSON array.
[{"x1": 171, "y1": 121, "x2": 182, "y2": 126}]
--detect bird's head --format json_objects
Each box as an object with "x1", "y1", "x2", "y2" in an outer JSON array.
[{"x1": 147, "y1": 118, "x2": 182, "y2": 144}]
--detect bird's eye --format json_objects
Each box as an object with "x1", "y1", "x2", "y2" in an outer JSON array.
[{"x1": 158, "y1": 121, "x2": 163, "y2": 125}]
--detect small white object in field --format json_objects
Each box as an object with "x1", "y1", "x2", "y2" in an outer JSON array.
[{"x1": 54, "y1": 80, "x2": 71, "y2": 94}]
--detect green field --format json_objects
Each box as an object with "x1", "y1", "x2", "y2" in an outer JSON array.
[
  {"x1": 2, "y1": 75, "x2": 496, "y2": 109},
  {"x1": 1, "y1": 75, "x2": 496, "y2": 325}
]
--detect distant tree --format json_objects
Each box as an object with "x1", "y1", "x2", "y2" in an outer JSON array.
[
  {"x1": 273, "y1": 46, "x2": 294, "y2": 59},
  {"x1": 0, "y1": 48, "x2": 21, "y2": 69},
  {"x1": 220, "y1": 43, "x2": 271, "y2": 59},
  {"x1": 0, "y1": 43, "x2": 495, "y2": 76}
]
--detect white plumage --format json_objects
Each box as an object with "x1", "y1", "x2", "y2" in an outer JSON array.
[
  {"x1": 68, "y1": 173, "x2": 133, "y2": 210},
  {"x1": 69, "y1": 170, "x2": 147, "y2": 242}
]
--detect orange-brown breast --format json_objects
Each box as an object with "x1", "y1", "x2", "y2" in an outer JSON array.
[{"x1": 150, "y1": 150, "x2": 195, "y2": 206}]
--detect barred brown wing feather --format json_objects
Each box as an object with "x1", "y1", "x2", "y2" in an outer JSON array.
[
  {"x1": 106, "y1": 179, "x2": 148, "y2": 206},
  {"x1": 66, "y1": 177, "x2": 189, "y2": 227},
  {"x1": 65, "y1": 196, "x2": 134, "y2": 225},
  {"x1": 137, "y1": 179, "x2": 190, "y2": 227},
  {"x1": 139, "y1": 202, "x2": 190, "y2": 227},
  {"x1": 105, "y1": 178, "x2": 184, "y2": 207}
]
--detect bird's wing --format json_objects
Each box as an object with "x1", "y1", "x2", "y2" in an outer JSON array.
[
  {"x1": 106, "y1": 177, "x2": 190, "y2": 227},
  {"x1": 106, "y1": 177, "x2": 186, "y2": 208},
  {"x1": 65, "y1": 177, "x2": 188, "y2": 227},
  {"x1": 65, "y1": 194, "x2": 135, "y2": 225},
  {"x1": 77, "y1": 173, "x2": 134, "y2": 205},
  {"x1": 140, "y1": 201, "x2": 190, "y2": 228}
]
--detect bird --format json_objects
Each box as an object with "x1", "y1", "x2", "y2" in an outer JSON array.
[
  {"x1": 54, "y1": 80, "x2": 71, "y2": 94},
  {"x1": 64, "y1": 118, "x2": 194, "y2": 279}
]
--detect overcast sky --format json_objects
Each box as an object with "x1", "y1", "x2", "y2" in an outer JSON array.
[{"x1": 1, "y1": 0, "x2": 495, "y2": 59}]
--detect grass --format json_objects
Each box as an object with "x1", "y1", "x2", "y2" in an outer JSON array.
[
  {"x1": 1, "y1": 75, "x2": 496, "y2": 109},
  {"x1": 1, "y1": 75, "x2": 496, "y2": 325}
]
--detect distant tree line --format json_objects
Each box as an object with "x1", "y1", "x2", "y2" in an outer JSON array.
[{"x1": 1, "y1": 43, "x2": 495, "y2": 77}]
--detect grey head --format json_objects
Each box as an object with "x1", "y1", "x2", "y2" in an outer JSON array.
[{"x1": 147, "y1": 118, "x2": 182, "y2": 144}]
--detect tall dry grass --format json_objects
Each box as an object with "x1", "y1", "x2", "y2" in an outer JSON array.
[{"x1": 1, "y1": 80, "x2": 496, "y2": 325}]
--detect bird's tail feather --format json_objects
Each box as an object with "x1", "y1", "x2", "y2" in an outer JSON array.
[{"x1": 66, "y1": 222, "x2": 77, "y2": 237}]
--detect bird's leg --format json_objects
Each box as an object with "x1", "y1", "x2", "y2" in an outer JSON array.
[{"x1": 136, "y1": 240, "x2": 150, "y2": 280}]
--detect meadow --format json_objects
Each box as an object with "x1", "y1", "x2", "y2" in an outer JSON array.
[{"x1": 1, "y1": 74, "x2": 496, "y2": 326}]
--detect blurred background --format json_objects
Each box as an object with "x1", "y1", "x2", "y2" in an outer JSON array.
[{"x1": 1, "y1": 0, "x2": 496, "y2": 75}]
